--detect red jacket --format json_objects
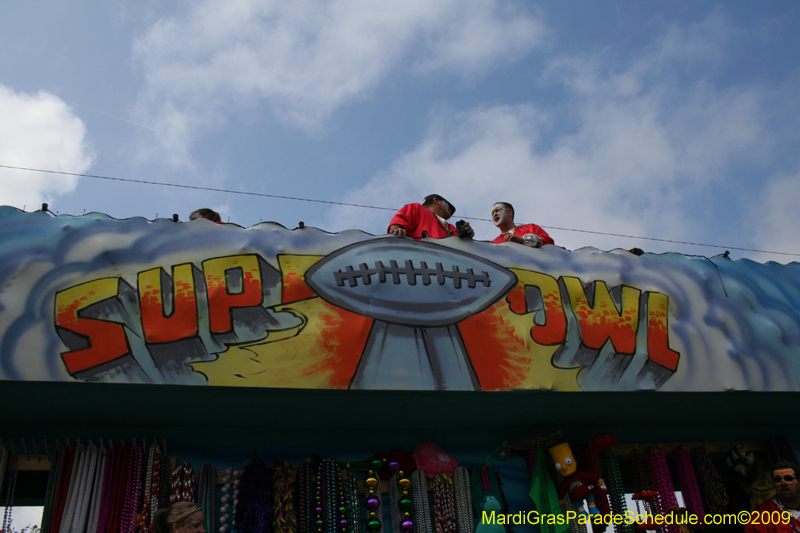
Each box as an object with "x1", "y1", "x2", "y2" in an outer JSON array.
[
  {"x1": 388, "y1": 203, "x2": 456, "y2": 239},
  {"x1": 492, "y1": 223, "x2": 554, "y2": 245}
]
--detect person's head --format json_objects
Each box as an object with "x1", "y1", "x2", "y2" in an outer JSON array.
[
  {"x1": 423, "y1": 194, "x2": 456, "y2": 220},
  {"x1": 153, "y1": 502, "x2": 205, "y2": 533},
  {"x1": 772, "y1": 461, "x2": 800, "y2": 506},
  {"x1": 189, "y1": 208, "x2": 221, "y2": 223},
  {"x1": 491, "y1": 202, "x2": 515, "y2": 230}
]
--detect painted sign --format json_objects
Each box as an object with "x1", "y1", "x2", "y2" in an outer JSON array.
[{"x1": 1, "y1": 206, "x2": 799, "y2": 391}]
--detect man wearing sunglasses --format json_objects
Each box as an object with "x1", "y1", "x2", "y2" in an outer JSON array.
[{"x1": 745, "y1": 461, "x2": 800, "y2": 533}]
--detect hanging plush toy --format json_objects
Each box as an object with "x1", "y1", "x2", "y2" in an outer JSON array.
[
  {"x1": 471, "y1": 459, "x2": 508, "y2": 533},
  {"x1": 549, "y1": 442, "x2": 605, "y2": 516},
  {"x1": 726, "y1": 444, "x2": 755, "y2": 476},
  {"x1": 414, "y1": 441, "x2": 458, "y2": 479}
]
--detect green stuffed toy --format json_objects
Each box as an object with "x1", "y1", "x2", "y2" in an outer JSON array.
[{"x1": 472, "y1": 459, "x2": 507, "y2": 533}]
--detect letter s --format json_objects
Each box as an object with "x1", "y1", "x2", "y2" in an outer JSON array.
[{"x1": 55, "y1": 278, "x2": 131, "y2": 374}]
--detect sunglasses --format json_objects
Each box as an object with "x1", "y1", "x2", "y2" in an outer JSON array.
[{"x1": 774, "y1": 475, "x2": 797, "y2": 483}]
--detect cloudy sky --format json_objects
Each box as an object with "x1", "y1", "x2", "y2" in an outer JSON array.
[{"x1": 1, "y1": 1, "x2": 799, "y2": 262}]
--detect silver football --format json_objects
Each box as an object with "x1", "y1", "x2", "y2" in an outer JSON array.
[{"x1": 305, "y1": 238, "x2": 517, "y2": 326}]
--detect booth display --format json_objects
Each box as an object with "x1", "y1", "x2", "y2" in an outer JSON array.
[
  {"x1": 2, "y1": 207, "x2": 800, "y2": 532},
  {"x1": 1, "y1": 436, "x2": 794, "y2": 533}
]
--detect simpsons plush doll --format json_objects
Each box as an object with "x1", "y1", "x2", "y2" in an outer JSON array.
[{"x1": 549, "y1": 442, "x2": 604, "y2": 515}]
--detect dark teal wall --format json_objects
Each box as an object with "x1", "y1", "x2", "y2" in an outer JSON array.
[
  {"x1": 3, "y1": 381, "x2": 798, "y2": 454},
  {"x1": 3, "y1": 382, "x2": 799, "y2": 532}
]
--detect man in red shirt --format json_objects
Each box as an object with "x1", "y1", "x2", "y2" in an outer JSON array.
[
  {"x1": 388, "y1": 194, "x2": 473, "y2": 239},
  {"x1": 491, "y1": 202, "x2": 553, "y2": 247},
  {"x1": 745, "y1": 461, "x2": 800, "y2": 533}
]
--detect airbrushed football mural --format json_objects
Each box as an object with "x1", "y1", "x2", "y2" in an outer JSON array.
[{"x1": 1, "y1": 206, "x2": 799, "y2": 391}]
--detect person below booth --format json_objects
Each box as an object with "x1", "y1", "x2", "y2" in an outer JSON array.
[
  {"x1": 491, "y1": 202, "x2": 553, "y2": 248},
  {"x1": 388, "y1": 194, "x2": 473, "y2": 239},
  {"x1": 745, "y1": 461, "x2": 800, "y2": 533},
  {"x1": 154, "y1": 502, "x2": 205, "y2": 533}
]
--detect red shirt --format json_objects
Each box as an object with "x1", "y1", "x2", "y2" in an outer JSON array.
[
  {"x1": 492, "y1": 223, "x2": 554, "y2": 245},
  {"x1": 388, "y1": 203, "x2": 457, "y2": 239},
  {"x1": 744, "y1": 498, "x2": 800, "y2": 533}
]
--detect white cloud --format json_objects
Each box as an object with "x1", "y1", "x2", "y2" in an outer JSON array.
[
  {"x1": 326, "y1": 86, "x2": 771, "y2": 251},
  {"x1": 327, "y1": 13, "x2": 793, "y2": 258},
  {"x1": 0, "y1": 85, "x2": 94, "y2": 210},
  {"x1": 755, "y1": 169, "x2": 800, "y2": 260},
  {"x1": 324, "y1": 104, "x2": 656, "y2": 250},
  {"x1": 414, "y1": 2, "x2": 545, "y2": 75},
  {"x1": 131, "y1": 0, "x2": 545, "y2": 164}
]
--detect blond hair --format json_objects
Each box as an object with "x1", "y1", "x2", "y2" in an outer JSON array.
[{"x1": 153, "y1": 502, "x2": 203, "y2": 533}]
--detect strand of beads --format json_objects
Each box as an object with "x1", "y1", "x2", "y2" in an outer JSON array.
[
  {"x1": 185, "y1": 461, "x2": 195, "y2": 503},
  {"x1": 0, "y1": 445, "x2": 7, "y2": 522},
  {"x1": 170, "y1": 462, "x2": 181, "y2": 504},
  {"x1": 433, "y1": 474, "x2": 455, "y2": 533},
  {"x1": 314, "y1": 460, "x2": 325, "y2": 533},
  {"x1": 118, "y1": 445, "x2": 132, "y2": 533},
  {"x1": 142, "y1": 441, "x2": 160, "y2": 532},
  {"x1": 365, "y1": 460, "x2": 384, "y2": 533},
  {"x1": 158, "y1": 449, "x2": 171, "y2": 509},
  {"x1": 120, "y1": 444, "x2": 143, "y2": 533},
  {"x1": 112, "y1": 446, "x2": 133, "y2": 533},
  {"x1": 150, "y1": 445, "x2": 161, "y2": 525},
  {"x1": 149, "y1": 443, "x2": 161, "y2": 529},
  {"x1": 321, "y1": 458, "x2": 339, "y2": 533},
  {"x1": 344, "y1": 471, "x2": 360, "y2": 533},
  {"x1": 691, "y1": 446, "x2": 729, "y2": 513},
  {"x1": 631, "y1": 447, "x2": 655, "y2": 517},
  {"x1": 452, "y1": 467, "x2": 473, "y2": 533},
  {"x1": 673, "y1": 446, "x2": 705, "y2": 523},
  {"x1": 603, "y1": 447, "x2": 630, "y2": 533},
  {"x1": 411, "y1": 470, "x2": 432, "y2": 533},
  {"x1": 336, "y1": 469, "x2": 348, "y2": 533},
  {"x1": 198, "y1": 462, "x2": 216, "y2": 532},
  {"x1": 389, "y1": 471, "x2": 401, "y2": 533},
  {"x1": 299, "y1": 459, "x2": 314, "y2": 533},
  {"x1": 274, "y1": 459, "x2": 297, "y2": 533},
  {"x1": 646, "y1": 446, "x2": 678, "y2": 533},
  {"x1": 171, "y1": 462, "x2": 196, "y2": 504},
  {"x1": 563, "y1": 494, "x2": 586, "y2": 533},
  {"x1": 142, "y1": 442, "x2": 156, "y2": 524},
  {"x1": 235, "y1": 454, "x2": 272, "y2": 533},
  {"x1": 392, "y1": 466, "x2": 413, "y2": 533},
  {"x1": 2, "y1": 456, "x2": 18, "y2": 533},
  {"x1": 132, "y1": 444, "x2": 144, "y2": 533},
  {"x1": 220, "y1": 466, "x2": 239, "y2": 533}
]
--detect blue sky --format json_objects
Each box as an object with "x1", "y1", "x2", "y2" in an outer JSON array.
[{"x1": 1, "y1": 1, "x2": 799, "y2": 262}]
